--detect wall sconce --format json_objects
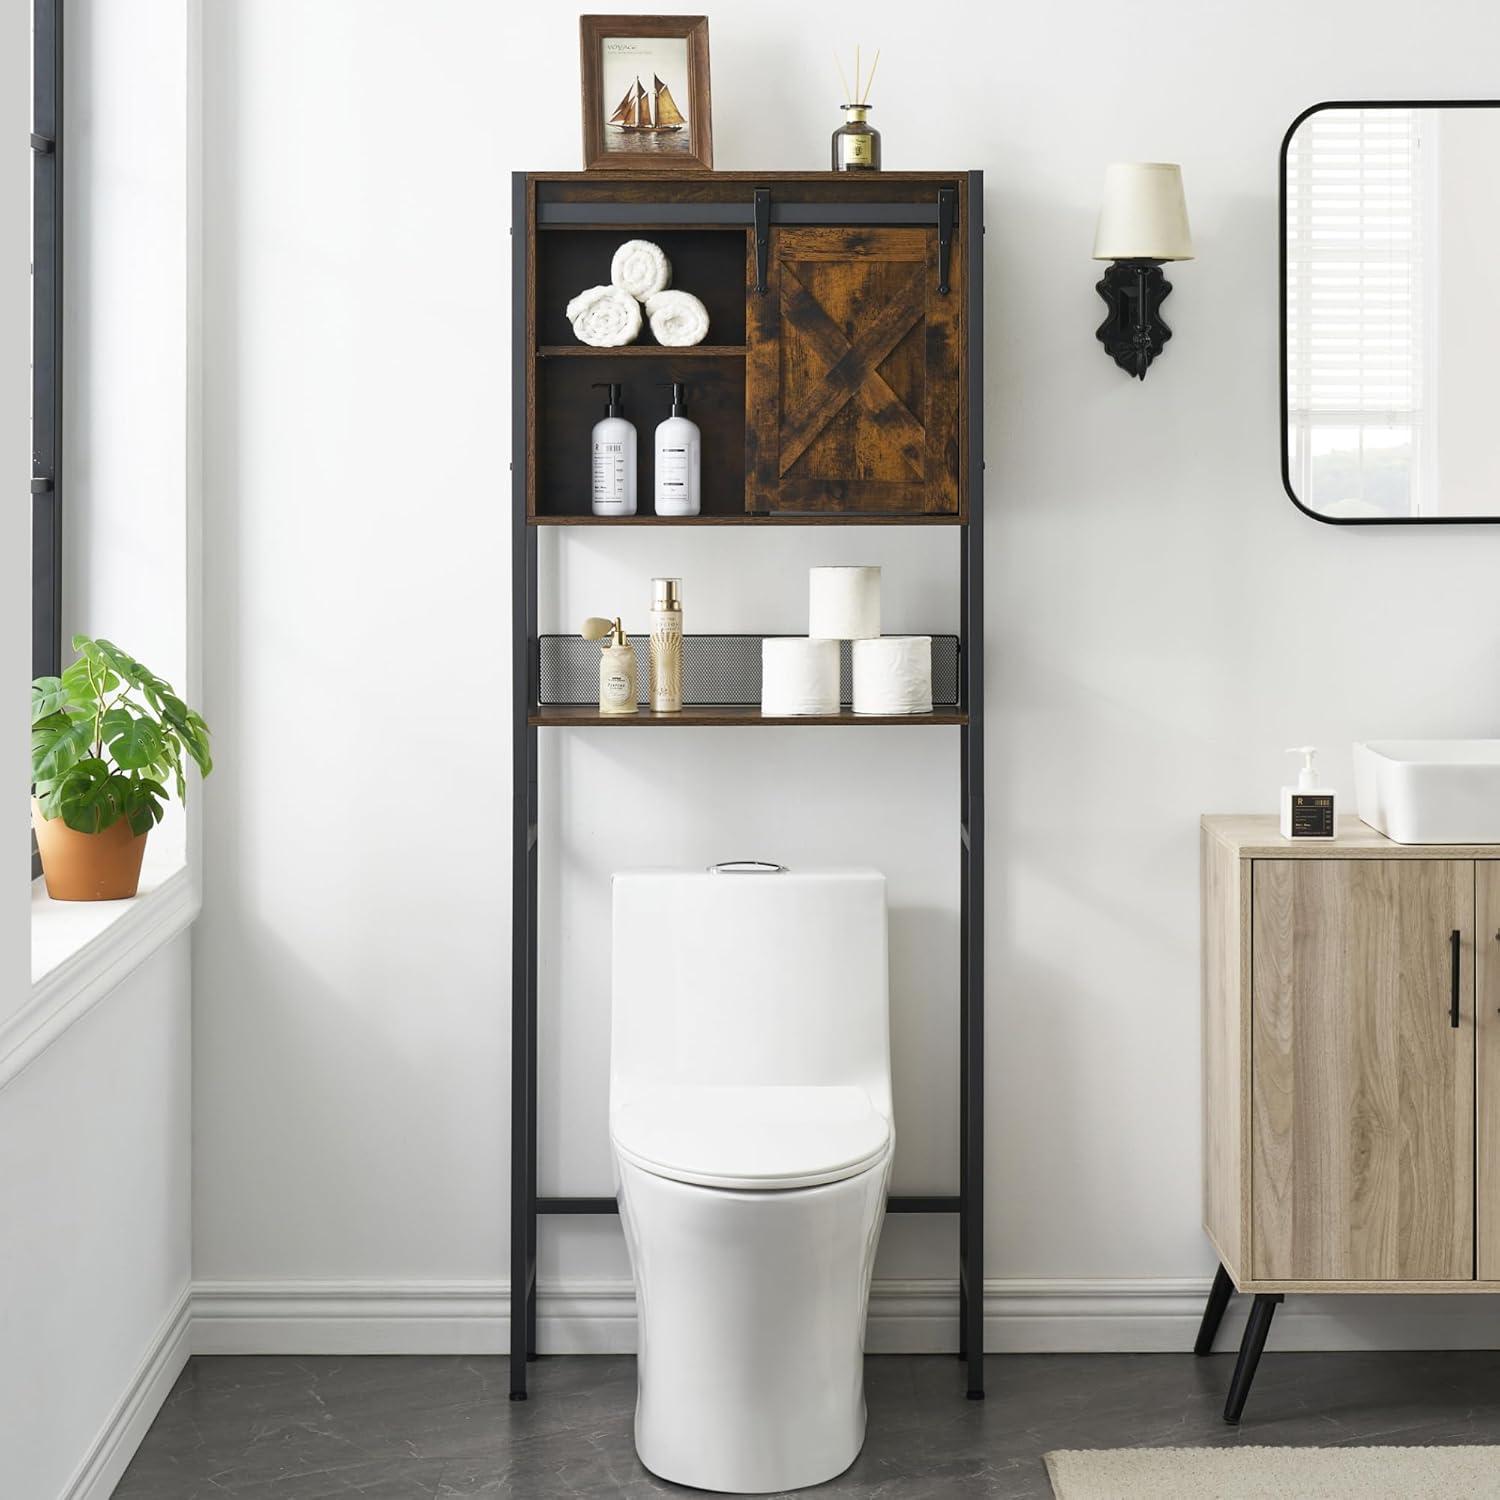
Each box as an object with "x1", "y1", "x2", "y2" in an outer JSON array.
[{"x1": 1092, "y1": 162, "x2": 1194, "y2": 380}]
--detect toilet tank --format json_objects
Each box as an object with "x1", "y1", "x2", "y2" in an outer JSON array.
[{"x1": 611, "y1": 867, "x2": 890, "y2": 1112}]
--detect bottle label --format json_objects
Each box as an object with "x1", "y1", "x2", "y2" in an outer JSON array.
[
  {"x1": 1290, "y1": 793, "x2": 1335, "y2": 838},
  {"x1": 593, "y1": 441, "x2": 626, "y2": 506},
  {"x1": 658, "y1": 446, "x2": 688, "y2": 494},
  {"x1": 602, "y1": 669, "x2": 633, "y2": 705},
  {"x1": 843, "y1": 133, "x2": 872, "y2": 166}
]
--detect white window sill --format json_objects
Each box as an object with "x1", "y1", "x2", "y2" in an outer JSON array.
[{"x1": 1, "y1": 816, "x2": 199, "y2": 1088}]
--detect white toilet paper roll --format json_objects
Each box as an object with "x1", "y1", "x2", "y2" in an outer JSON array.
[
  {"x1": 852, "y1": 637, "x2": 933, "y2": 715},
  {"x1": 808, "y1": 566, "x2": 881, "y2": 640},
  {"x1": 761, "y1": 638, "x2": 840, "y2": 716}
]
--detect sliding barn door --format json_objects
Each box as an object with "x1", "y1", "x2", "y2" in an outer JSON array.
[{"x1": 746, "y1": 227, "x2": 963, "y2": 517}]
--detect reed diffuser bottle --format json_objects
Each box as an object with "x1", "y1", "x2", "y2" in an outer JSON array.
[
  {"x1": 832, "y1": 46, "x2": 881, "y2": 172},
  {"x1": 649, "y1": 577, "x2": 683, "y2": 713}
]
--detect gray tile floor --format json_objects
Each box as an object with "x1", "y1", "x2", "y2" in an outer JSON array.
[{"x1": 116, "y1": 1350, "x2": 1500, "y2": 1498}]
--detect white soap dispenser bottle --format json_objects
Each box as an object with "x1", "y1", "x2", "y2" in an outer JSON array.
[
  {"x1": 591, "y1": 382, "x2": 637, "y2": 517},
  {"x1": 1280, "y1": 746, "x2": 1337, "y2": 839},
  {"x1": 653, "y1": 381, "x2": 701, "y2": 517}
]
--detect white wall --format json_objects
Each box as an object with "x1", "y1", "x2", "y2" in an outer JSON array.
[
  {"x1": 0, "y1": 936, "x2": 192, "y2": 1499},
  {"x1": 193, "y1": 0, "x2": 1500, "y2": 1339}
]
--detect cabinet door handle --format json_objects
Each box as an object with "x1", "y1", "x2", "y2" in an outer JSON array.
[{"x1": 1451, "y1": 929, "x2": 1462, "y2": 1028}]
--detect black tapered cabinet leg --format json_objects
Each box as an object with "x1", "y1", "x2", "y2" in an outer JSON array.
[
  {"x1": 1194, "y1": 1263, "x2": 1235, "y2": 1356},
  {"x1": 1223, "y1": 1293, "x2": 1282, "y2": 1424}
]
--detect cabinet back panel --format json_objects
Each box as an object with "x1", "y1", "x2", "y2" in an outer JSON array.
[
  {"x1": 1250, "y1": 859, "x2": 1475, "y2": 1283},
  {"x1": 535, "y1": 229, "x2": 748, "y2": 349},
  {"x1": 535, "y1": 355, "x2": 746, "y2": 519}
]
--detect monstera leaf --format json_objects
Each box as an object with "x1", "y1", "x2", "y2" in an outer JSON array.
[{"x1": 29, "y1": 637, "x2": 212, "y2": 839}]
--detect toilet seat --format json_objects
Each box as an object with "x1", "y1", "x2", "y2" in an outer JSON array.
[{"x1": 612, "y1": 1084, "x2": 891, "y2": 1191}]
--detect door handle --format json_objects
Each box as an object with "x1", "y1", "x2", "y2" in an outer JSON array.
[{"x1": 1451, "y1": 929, "x2": 1462, "y2": 1028}]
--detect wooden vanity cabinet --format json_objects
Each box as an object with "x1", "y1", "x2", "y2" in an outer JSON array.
[{"x1": 1202, "y1": 816, "x2": 1500, "y2": 1292}]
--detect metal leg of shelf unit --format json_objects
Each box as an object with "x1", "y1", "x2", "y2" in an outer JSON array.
[
  {"x1": 1194, "y1": 1262, "x2": 1236, "y2": 1356},
  {"x1": 1223, "y1": 1293, "x2": 1282, "y2": 1424},
  {"x1": 509, "y1": 173, "x2": 533, "y2": 1402},
  {"x1": 959, "y1": 494, "x2": 985, "y2": 1401}
]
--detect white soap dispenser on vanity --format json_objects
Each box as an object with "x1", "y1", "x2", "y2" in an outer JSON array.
[{"x1": 1280, "y1": 745, "x2": 1337, "y2": 839}]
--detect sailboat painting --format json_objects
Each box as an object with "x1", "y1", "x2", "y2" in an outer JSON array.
[
  {"x1": 598, "y1": 36, "x2": 693, "y2": 155},
  {"x1": 581, "y1": 16, "x2": 713, "y2": 170}
]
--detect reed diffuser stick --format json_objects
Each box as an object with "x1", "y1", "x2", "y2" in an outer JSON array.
[
  {"x1": 834, "y1": 49, "x2": 853, "y2": 106},
  {"x1": 861, "y1": 49, "x2": 880, "y2": 104},
  {"x1": 855, "y1": 46, "x2": 862, "y2": 107}
]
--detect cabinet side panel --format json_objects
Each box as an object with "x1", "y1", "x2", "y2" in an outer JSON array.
[
  {"x1": 1480, "y1": 862, "x2": 1500, "y2": 1279},
  {"x1": 1202, "y1": 828, "x2": 1244, "y2": 1275}
]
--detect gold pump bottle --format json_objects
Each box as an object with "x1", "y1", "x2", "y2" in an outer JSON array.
[{"x1": 649, "y1": 578, "x2": 683, "y2": 713}]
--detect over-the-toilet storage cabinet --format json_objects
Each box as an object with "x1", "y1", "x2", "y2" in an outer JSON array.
[
  {"x1": 512, "y1": 172, "x2": 985, "y2": 1402},
  {"x1": 1202, "y1": 816, "x2": 1500, "y2": 1289}
]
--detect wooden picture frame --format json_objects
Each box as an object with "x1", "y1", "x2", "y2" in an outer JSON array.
[{"x1": 579, "y1": 15, "x2": 713, "y2": 171}]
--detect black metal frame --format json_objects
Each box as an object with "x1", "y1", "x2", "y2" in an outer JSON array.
[
  {"x1": 30, "y1": 0, "x2": 63, "y2": 880},
  {"x1": 510, "y1": 170, "x2": 986, "y2": 1402},
  {"x1": 1279, "y1": 99, "x2": 1500, "y2": 526},
  {"x1": 32, "y1": 0, "x2": 62, "y2": 680}
]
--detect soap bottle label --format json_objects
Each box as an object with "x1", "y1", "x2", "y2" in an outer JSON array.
[
  {"x1": 658, "y1": 446, "x2": 689, "y2": 496},
  {"x1": 1290, "y1": 793, "x2": 1335, "y2": 838},
  {"x1": 593, "y1": 442, "x2": 626, "y2": 506}
]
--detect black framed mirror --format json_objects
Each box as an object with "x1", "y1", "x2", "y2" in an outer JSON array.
[{"x1": 1281, "y1": 101, "x2": 1500, "y2": 524}]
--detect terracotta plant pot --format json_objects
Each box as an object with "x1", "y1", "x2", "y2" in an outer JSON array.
[{"x1": 32, "y1": 798, "x2": 148, "y2": 901}]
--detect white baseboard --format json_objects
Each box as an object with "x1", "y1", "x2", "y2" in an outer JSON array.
[
  {"x1": 61, "y1": 1286, "x2": 192, "y2": 1500},
  {"x1": 60, "y1": 1274, "x2": 1500, "y2": 1499},
  {"x1": 187, "y1": 1276, "x2": 1500, "y2": 1357}
]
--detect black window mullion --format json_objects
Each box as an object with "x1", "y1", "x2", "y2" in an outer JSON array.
[
  {"x1": 31, "y1": 0, "x2": 61, "y2": 877},
  {"x1": 32, "y1": 0, "x2": 61, "y2": 683}
]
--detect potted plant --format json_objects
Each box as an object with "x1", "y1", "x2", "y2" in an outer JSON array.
[{"x1": 30, "y1": 636, "x2": 212, "y2": 901}]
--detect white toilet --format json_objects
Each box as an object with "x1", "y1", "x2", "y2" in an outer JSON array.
[{"x1": 610, "y1": 865, "x2": 893, "y2": 1494}]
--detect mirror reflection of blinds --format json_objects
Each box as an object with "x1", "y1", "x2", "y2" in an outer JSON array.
[{"x1": 1286, "y1": 108, "x2": 1427, "y2": 516}]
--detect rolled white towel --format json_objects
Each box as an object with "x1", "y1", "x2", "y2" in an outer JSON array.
[
  {"x1": 644, "y1": 289, "x2": 710, "y2": 348},
  {"x1": 565, "y1": 285, "x2": 641, "y2": 348},
  {"x1": 610, "y1": 239, "x2": 672, "y2": 300}
]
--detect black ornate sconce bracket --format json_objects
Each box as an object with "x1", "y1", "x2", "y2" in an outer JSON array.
[{"x1": 1095, "y1": 258, "x2": 1173, "y2": 380}]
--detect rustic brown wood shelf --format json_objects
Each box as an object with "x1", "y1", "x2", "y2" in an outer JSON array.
[
  {"x1": 531, "y1": 705, "x2": 968, "y2": 727},
  {"x1": 511, "y1": 170, "x2": 985, "y2": 1406},
  {"x1": 529, "y1": 512, "x2": 964, "y2": 526},
  {"x1": 537, "y1": 344, "x2": 747, "y2": 358}
]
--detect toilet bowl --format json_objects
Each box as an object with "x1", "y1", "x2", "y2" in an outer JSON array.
[{"x1": 611, "y1": 867, "x2": 893, "y2": 1494}]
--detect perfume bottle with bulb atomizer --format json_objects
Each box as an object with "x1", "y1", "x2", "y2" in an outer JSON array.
[{"x1": 581, "y1": 616, "x2": 638, "y2": 714}]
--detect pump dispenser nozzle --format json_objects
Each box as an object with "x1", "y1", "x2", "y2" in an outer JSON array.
[
  {"x1": 592, "y1": 382, "x2": 624, "y2": 417},
  {"x1": 657, "y1": 381, "x2": 688, "y2": 417},
  {"x1": 1286, "y1": 746, "x2": 1321, "y2": 791}
]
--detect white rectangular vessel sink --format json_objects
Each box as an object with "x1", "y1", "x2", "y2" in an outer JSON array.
[{"x1": 1354, "y1": 740, "x2": 1500, "y2": 844}]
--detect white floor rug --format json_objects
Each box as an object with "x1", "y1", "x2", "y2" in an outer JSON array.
[{"x1": 1045, "y1": 1445, "x2": 1500, "y2": 1499}]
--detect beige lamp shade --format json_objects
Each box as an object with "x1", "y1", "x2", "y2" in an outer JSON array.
[{"x1": 1092, "y1": 162, "x2": 1195, "y2": 261}]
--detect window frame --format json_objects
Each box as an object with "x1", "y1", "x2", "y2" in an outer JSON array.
[{"x1": 31, "y1": 0, "x2": 61, "y2": 877}]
